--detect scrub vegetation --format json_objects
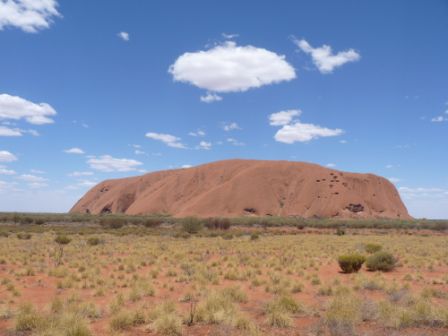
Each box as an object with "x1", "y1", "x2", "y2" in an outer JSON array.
[{"x1": 0, "y1": 212, "x2": 447, "y2": 335}]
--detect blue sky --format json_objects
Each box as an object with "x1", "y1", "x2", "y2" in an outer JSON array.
[{"x1": 0, "y1": 0, "x2": 447, "y2": 218}]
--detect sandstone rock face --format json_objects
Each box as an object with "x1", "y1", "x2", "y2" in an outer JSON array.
[{"x1": 70, "y1": 159, "x2": 411, "y2": 219}]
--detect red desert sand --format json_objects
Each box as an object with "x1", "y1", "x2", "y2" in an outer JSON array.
[{"x1": 70, "y1": 159, "x2": 411, "y2": 219}]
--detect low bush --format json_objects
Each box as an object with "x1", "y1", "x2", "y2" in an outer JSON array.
[
  {"x1": 99, "y1": 217, "x2": 126, "y2": 229},
  {"x1": 366, "y1": 251, "x2": 397, "y2": 272},
  {"x1": 181, "y1": 217, "x2": 203, "y2": 234},
  {"x1": 17, "y1": 233, "x2": 32, "y2": 240},
  {"x1": 55, "y1": 235, "x2": 71, "y2": 245},
  {"x1": 336, "y1": 227, "x2": 346, "y2": 236},
  {"x1": 204, "y1": 217, "x2": 231, "y2": 230},
  {"x1": 338, "y1": 254, "x2": 366, "y2": 273},
  {"x1": 142, "y1": 218, "x2": 164, "y2": 228},
  {"x1": 250, "y1": 233, "x2": 259, "y2": 241},
  {"x1": 87, "y1": 237, "x2": 102, "y2": 246},
  {"x1": 365, "y1": 243, "x2": 382, "y2": 254}
]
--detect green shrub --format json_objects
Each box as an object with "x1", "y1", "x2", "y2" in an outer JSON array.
[
  {"x1": 204, "y1": 217, "x2": 231, "y2": 230},
  {"x1": 336, "y1": 227, "x2": 346, "y2": 236},
  {"x1": 20, "y1": 216, "x2": 34, "y2": 225},
  {"x1": 338, "y1": 254, "x2": 366, "y2": 273},
  {"x1": 181, "y1": 217, "x2": 203, "y2": 234},
  {"x1": 365, "y1": 243, "x2": 382, "y2": 254},
  {"x1": 99, "y1": 217, "x2": 126, "y2": 229},
  {"x1": 142, "y1": 218, "x2": 163, "y2": 228},
  {"x1": 55, "y1": 235, "x2": 72, "y2": 245},
  {"x1": 366, "y1": 251, "x2": 397, "y2": 272}
]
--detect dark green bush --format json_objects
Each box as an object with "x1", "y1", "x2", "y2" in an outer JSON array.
[
  {"x1": 336, "y1": 227, "x2": 346, "y2": 236},
  {"x1": 338, "y1": 253, "x2": 366, "y2": 273},
  {"x1": 34, "y1": 219, "x2": 45, "y2": 225},
  {"x1": 87, "y1": 237, "x2": 102, "y2": 246},
  {"x1": 366, "y1": 251, "x2": 397, "y2": 272},
  {"x1": 99, "y1": 217, "x2": 126, "y2": 229},
  {"x1": 142, "y1": 218, "x2": 163, "y2": 228},
  {"x1": 204, "y1": 217, "x2": 231, "y2": 230},
  {"x1": 181, "y1": 217, "x2": 203, "y2": 234},
  {"x1": 364, "y1": 243, "x2": 382, "y2": 254},
  {"x1": 20, "y1": 216, "x2": 34, "y2": 225}
]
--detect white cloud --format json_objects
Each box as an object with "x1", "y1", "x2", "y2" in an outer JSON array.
[
  {"x1": 30, "y1": 169, "x2": 44, "y2": 174},
  {"x1": 0, "y1": 126, "x2": 22, "y2": 136},
  {"x1": 145, "y1": 132, "x2": 186, "y2": 149},
  {"x1": 388, "y1": 177, "x2": 401, "y2": 184},
  {"x1": 222, "y1": 32, "x2": 239, "y2": 40},
  {"x1": 227, "y1": 138, "x2": 245, "y2": 146},
  {"x1": 181, "y1": 164, "x2": 192, "y2": 169},
  {"x1": 117, "y1": 31, "x2": 129, "y2": 41},
  {"x1": 0, "y1": 150, "x2": 17, "y2": 162},
  {"x1": 0, "y1": 126, "x2": 39, "y2": 137},
  {"x1": 399, "y1": 186, "x2": 448, "y2": 218},
  {"x1": 222, "y1": 122, "x2": 241, "y2": 131},
  {"x1": 18, "y1": 174, "x2": 47, "y2": 183},
  {"x1": 274, "y1": 122, "x2": 343, "y2": 143},
  {"x1": 64, "y1": 147, "x2": 85, "y2": 155},
  {"x1": 198, "y1": 141, "x2": 212, "y2": 150},
  {"x1": 269, "y1": 109, "x2": 343, "y2": 144},
  {"x1": 134, "y1": 149, "x2": 145, "y2": 155},
  {"x1": 77, "y1": 179, "x2": 97, "y2": 187},
  {"x1": 68, "y1": 171, "x2": 93, "y2": 177},
  {"x1": 169, "y1": 41, "x2": 296, "y2": 93},
  {"x1": 0, "y1": 166, "x2": 16, "y2": 175},
  {"x1": 326, "y1": 163, "x2": 336, "y2": 168},
  {"x1": 269, "y1": 110, "x2": 301, "y2": 126},
  {"x1": 200, "y1": 92, "x2": 223, "y2": 103},
  {"x1": 431, "y1": 115, "x2": 447, "y2": 123},
  {"x1": 0, "y1": 93, "x2": 56, "y2": 124},
  {"x1": 88, "y1": 155, "x2": 143, "y2": 173},
  {"x1": 189, "y1": 129, "x2": 206, "y2": 137},
  {"x1": 0, "y1": 0, "x2": 60, "y2": 33},
  {"x1": 294, "y1": 38, "x2": 360, "y2": 74},
  {"x1": 399, "y1": 186, "x2": 448, "y2": 198},
  {"x1": 17, "y1": 174, "x2": 48, "y2": 189}
]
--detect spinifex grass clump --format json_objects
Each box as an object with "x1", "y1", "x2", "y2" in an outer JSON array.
[
  {"x1": 338, "y1": 254, "x2": 366, "y2": 273},
  {"x1": 366, "y1": 251, "x2": 397, "y2": 272}
]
